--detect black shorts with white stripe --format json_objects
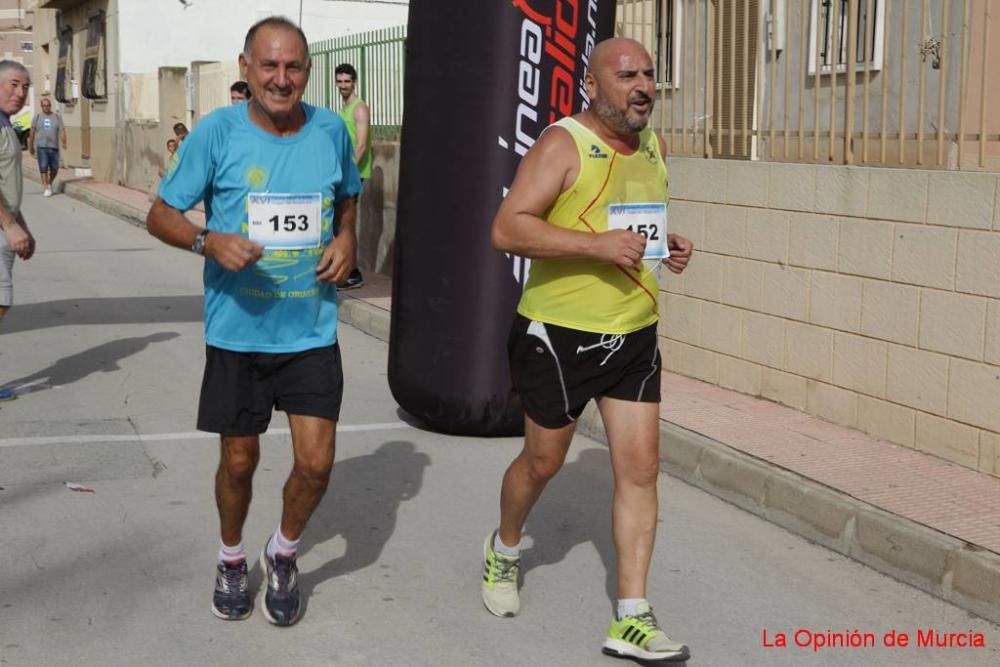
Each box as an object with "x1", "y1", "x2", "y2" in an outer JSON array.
[{"x1": 507, "y1": 314, "x2": 661, "y2": 429}]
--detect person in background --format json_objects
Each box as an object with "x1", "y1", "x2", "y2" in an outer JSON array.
[
  {"x1": 28, "y1": 96, "x2": 67, "y2": 198},
  {"x1": 333, "y1": 62, "x2": 370, "y2": 290},
  {"x1": 230, "y1": 81, "x2": 251, "y2": 104},
  {"x1": 158, "y1": 138, "x2": 178, "y2": 179},
  {"x1": 173, "y1": 122, "x2": 189, "y2": 144}
]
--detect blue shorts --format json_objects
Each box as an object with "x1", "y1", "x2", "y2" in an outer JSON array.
[{"x1": 36, "y1": 147, "x2": 59, "y2": 174}]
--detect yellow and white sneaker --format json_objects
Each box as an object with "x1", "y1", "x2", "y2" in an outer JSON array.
[
  {"x1": 602, "y1": 601, "x2": 690, "y2": 663},
  {"x1": 481, "y1": 530, "x2": 520, "y2": 617}
]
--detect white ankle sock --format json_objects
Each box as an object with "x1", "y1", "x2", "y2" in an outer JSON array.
[
  {"x1": 493, "y1": 531, "x2": 521, "y2": 558},
  {"x1": 218, "y1": 540, "x2": 246, "y2": 564},
  {"x1": 617, "y1": 598, "x2": 646, "y2": 620},
  {"x1": 267, "y1": 527, "x2": 301, "y2": 558}
]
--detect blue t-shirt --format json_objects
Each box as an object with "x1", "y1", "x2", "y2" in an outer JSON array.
[{"x1": 159, "y1": 103, "x2": 361, "y2": 353}]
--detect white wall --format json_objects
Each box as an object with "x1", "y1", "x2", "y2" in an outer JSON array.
[{"x1": 117, "y1": 0, "x2": 408, "y2": 74}]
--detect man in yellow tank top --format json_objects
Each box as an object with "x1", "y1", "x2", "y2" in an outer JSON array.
[
  {"x1": 482, "y1": 38, "x2": 694, "y2": 664},
  {"x1": 335, "y1": 63, "x2": 370, "y2": 289}
]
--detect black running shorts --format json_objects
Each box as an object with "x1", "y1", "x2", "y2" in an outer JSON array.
[
  {"x1": 508, "y1": 314, "x2": 661, "y2": 429},
  {"x1": 197, "y1": 344, "x2": 344, "y2": 435}
]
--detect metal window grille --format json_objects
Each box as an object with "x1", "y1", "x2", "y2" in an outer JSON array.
[
  {"x1": 819, "y1": 0, "x2": 881, "y2": 69},
  {"x1": 305, "y1": 25, "x2": 406, "y2": 141},
  {"x1": 656, "y1": 1, "x2": 675, "y2": 84}
]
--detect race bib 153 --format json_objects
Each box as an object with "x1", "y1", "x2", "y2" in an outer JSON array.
[{"x1": 247, "y1": 192, "x2": 322, "y2": 249}]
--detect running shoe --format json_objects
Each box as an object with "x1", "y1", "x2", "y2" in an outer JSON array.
[
  {"x1": 0, "y1": 387, "x2": 16, "y2": 401},
  {"x1": 338, "y1": 268, "x2": 365, "y2": 290},
  {"x1": 211, "y1": 559, "x2": 252, "y2": 620},
  {"x1": 602, "y1": 601, "x2": 690, "y2": 663},
  {"x1": 481, "y1": 530, "x2": 520, "y2": 617},
  {"x1": 260, "y1": 538, "x2": 301, "y2": 626}
]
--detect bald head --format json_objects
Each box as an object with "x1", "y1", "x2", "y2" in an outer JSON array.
[
  {"x1": 591, "y1": 38, "x2": 652, "y2": 76},
  {"x1": 585, "y1": 38, "x2": 656, "y2": 135}
]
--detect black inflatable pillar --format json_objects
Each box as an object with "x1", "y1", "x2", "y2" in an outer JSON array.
[{"x1": 389, "y1": 0, "x2": 618, "y2": 436}]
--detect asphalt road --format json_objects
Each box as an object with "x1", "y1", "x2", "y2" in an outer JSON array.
[{"x1": 1, "y1": 182, "x2": 998, "y2": 666}]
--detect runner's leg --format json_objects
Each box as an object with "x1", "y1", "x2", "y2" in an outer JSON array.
[
  {"x1": 280, "y1": 413, "x2": 336, "y2": 538},
  {"x1": 216, "y1": 435, "x2": 261, "y2": 546},
  {"x1": 498, "y1": 416, "x2": 576, "y2": 546},
  {"x1": 597, "y1": 397, "x2": 660, "y2": 599}
]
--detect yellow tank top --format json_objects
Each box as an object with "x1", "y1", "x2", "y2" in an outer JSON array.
[{"x1": 517, "y1": 116, "x2": 668, "y2": 334}]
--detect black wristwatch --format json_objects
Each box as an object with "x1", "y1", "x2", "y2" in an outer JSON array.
[{"x1": 191, "y1": 229, "x2": 209, "y2": 255}]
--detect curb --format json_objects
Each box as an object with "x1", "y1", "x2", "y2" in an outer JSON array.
[
  {"x1": 63, "y1": 181, "x2": 150, "y2": 229},
  {"x1": 26, "y1": 169, "x2": 150, "y2": 229},
  {"x1": 339, "y1": 296, "x2": 1000, "y2": 626},
  {"x1": 641, "y1": 422, "x2": 1000, "y2": 626},
  {"x1": 57, "y1": 179, "x2": 1000, "y2": 626}
]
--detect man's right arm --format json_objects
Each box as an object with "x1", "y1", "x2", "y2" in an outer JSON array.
[
  {"x1": 490, "y1": 127, "x2": 646, "y2": 267},
  {"x1": 146, "y1": 198, "x2": 262, "y2": 271}
]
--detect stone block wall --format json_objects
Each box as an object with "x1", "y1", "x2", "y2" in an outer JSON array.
[{"x1": 662, "y1": 157, "x2": 1000, "y2": 477}]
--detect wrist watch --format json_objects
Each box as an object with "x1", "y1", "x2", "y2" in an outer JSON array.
[{"x1": 191, "y1": 229, "x2": 209, "y2": 255}]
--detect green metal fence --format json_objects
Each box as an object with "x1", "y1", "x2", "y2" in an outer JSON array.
[{"x1": 306, "y1": 25, "x2": 406, "y2": 140}]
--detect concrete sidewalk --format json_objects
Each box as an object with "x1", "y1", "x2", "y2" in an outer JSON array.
[{"x1": 34, "y1": 165, "x2": 1000, "y2": 626}]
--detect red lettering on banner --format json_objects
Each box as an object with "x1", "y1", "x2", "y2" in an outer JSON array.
[
  {"x1": 556, "y1": 0, "x2": 579, "y2": 34},
  {"x1": 511, "y1": 0, "x2": 552, "y2": 26},
  {"x1": 554, "y1": 29, "x2": 577, "y2": 62},
  {"x1": 548, "y1": 66, "x2": 574, "y2": 123},
  {"x1": 544, "y1": 39, "x2": 574, "y2": 73}
]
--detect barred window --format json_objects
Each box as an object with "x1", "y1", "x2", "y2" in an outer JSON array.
[
  {"x1": 54, "y1": 27, "x2": 74, "y2": 104},
  {"x1": 655, "y1": 0, "x2": 683, "y2": 87},
  {"x1": 82, "y1": 11, "x2": 107, "y2": 100},
  {"x1": 809, "y1": 0, "x2": 885, "y2": 73}
]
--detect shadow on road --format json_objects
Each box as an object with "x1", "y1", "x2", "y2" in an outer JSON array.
[
  {"x1": 0, "y1": 296, "x2": 202, "y2": 334},
  {"x1": 521, "y1": 447, "x2": 619, "y2": 609},
  {"x1": 3, "y1": 332, "x2": 181, "y2": 394},
  {"x1": 298, "y1": 440, "x2": 431, "y2": 595}
]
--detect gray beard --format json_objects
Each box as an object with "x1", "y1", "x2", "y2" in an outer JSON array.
[{"x1": 593, "y1": 97, "x2": 648, "y2": 134}]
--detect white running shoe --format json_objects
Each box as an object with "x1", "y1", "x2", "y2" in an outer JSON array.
[
  {"x1": 482, "y1": 530, "x2": 520, "y2": 617},
  {"x1": 602, "y1": 601, "x2": 690, "y2": 663},
  {"x1": 43, "y1": 187, "x2": 52, "y2": 197}
]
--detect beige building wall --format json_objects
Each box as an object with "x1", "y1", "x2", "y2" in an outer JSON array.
[
  {"x1": 661, "y1": 157, "x2": 1000, "y2": 478},
  {"x1": 0, "y1": 0, "x2": 36, "y2": 121},
  {"x1": 30, "y1": 0, "x2": 119, "y2": 182},
  {"x1": 122, "y1": 71, "x2": 157, "y2": 120},
  {"x1": 193, "y1": 60, "x2": 241, "y2": 120}
]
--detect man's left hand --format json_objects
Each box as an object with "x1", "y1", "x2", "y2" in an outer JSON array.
[
  {"x1": 316, "y1": 233, "x2": 355, "y2": 284},
  {"x1": 662, "y1": 233, "x2": 694, "y2": 274}
]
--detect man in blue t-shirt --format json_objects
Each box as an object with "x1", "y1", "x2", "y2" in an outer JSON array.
[{"x1": 147, "y1": 16, "x2": 361, "y2": 627}]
